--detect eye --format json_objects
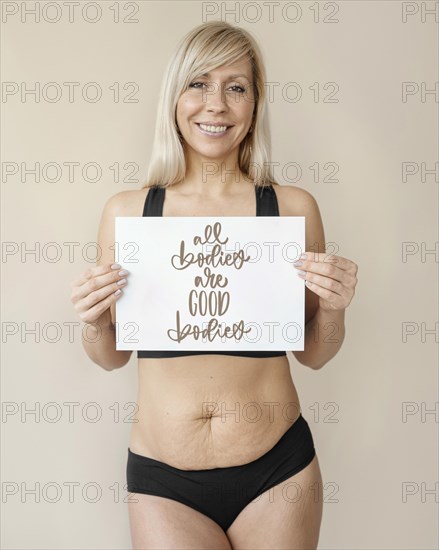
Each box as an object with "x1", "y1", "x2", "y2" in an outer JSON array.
[
  {"x1": 188, "y1": 82, "x2": 246, "y2": 93},
  {"x1": 188, "y1": 81, "x2": 205, "y2": 89},
  {"x1": 229, "y1": 85, "x2": 245, "y2": 93}
]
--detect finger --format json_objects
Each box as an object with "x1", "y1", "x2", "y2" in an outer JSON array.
[
  {"x1": 71, "y1": 265, "x2": 126, "y2": 304},
  {"x1": 77, "y1": 289, "x2": 123, "y2": 324},
  {"x1": 300, "y1": 270, "x2": 344, "y2": 297},
  {"x1": 71, "y1": 263, "x2": 121, "y2": 289},
  {"x1": 301, "y1": 252, "x2": 355, "y2": 272},
  {"x1": 74, "y1": 275, "x2": 127, "y2": 313},
  {"x1": 304, "y1": 279, "x2": 341, "y2": 305},
  {"x1": 296, "y1": 259, "x2": 347, "y2": 284}
]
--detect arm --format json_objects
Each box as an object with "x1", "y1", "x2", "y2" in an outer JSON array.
[
  {"x1": 82, "y1": 321, "x2": 132, "y2": 372},
  {"x1": 283, "y1": 187, "x2": 354, "y2": 370},
  {"x1": 293, "y1": 306, "x2": 346, "y2": 370},
  {"x1": 81, "y1": 191, "x2": 135, "y2": 371}
]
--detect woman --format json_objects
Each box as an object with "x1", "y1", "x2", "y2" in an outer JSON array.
[{"x1": 71, "y1": 21, "x2": 358, "y2": 549}]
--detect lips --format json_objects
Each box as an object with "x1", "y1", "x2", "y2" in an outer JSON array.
[
  {"x1": 196, "y1": 122, "x2": 233, "y2": 126},
  {"x1": 195, "y1": 122, "x2": 235, "y2": 133},
  {"x1": 195, "y1": 123, "x2": 233, "y2": 137}
]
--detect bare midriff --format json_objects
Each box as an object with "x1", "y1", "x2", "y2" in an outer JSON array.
[{"x1": 129, "y1": 354, "x2": 302, "y2": 470}]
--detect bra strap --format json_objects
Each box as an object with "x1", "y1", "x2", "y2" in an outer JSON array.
[
  {"x1": 256, "y1": 185, "x2": 279, "y2": 216},
  {"x1": 142, "y1": 185, "x2": 279, "y2": 217},
  {"x1": 142, "y1": 186, "x2": 165, "y2": 216}
]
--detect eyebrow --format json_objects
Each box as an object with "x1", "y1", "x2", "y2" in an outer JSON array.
[{"x1": 199, "y1": 72, "x2": 250, "y2": 81}]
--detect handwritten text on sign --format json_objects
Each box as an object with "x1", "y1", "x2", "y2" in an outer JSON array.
[{"x1": 115, "y1": 216, "x2": 305, "y2": 351}]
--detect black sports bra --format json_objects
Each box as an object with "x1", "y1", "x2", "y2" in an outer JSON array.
[{"x1": 137, "y1": 184, "x2": 287, "y2": 360}]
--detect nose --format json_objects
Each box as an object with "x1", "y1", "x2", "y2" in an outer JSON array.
[{"x1": 204, "y1": 81, "x2": 228, "y2": 113}]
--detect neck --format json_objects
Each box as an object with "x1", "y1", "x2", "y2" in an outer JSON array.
[{"x1": 180, "y1": 146, "x2": 251, "y2": 197}]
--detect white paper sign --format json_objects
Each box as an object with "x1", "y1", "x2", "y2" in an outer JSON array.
[{"x1": 115, "y1": 217, "x2": 305, "y2": 351}]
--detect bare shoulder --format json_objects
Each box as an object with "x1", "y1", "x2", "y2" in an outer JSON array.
[
  {"x1": 96, "y1": 187, "x2": 149, "y2": 266},
  {"x1": 272, "y1": 182, "x2": 325, "y2": 250},
  {"x1": 96, "y1": 188, "x2": 150, "y2": 326},
  {"x1": 271, "y1": 182, "x2": 320, "y2": 217},
  {"x1": 272, "y1": 182, "x2": 326, "y2": 327},
  {"x1": 101, "y1": 187, "x2": 150, "y2": 217}
]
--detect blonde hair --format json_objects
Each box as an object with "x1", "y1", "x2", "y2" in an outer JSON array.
[{"x1": 142, "y1": 20, "x2": 275, "y2": 189}]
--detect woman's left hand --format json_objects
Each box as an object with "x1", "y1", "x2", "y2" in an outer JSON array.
[{"x1": 293, "y1": 252, "x2": 358, "y2": 312}]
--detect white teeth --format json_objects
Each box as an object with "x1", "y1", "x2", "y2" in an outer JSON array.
[{"x1": 199, "y1": 124, "x2": 228, "y2": 133}]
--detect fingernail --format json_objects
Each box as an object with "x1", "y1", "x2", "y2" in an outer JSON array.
[
  {"x1": 114, "y1": 289, "x2": 122, "y2": 296},
  {"x1": 119, "y1": 270, "x2": 129, "y2": 276},
  {"x1": 111, "y1": 263, "x2": 121, "y2": 269},
  {"x1": 296, "y1": 270, "x2": 306, "y2": 277},
  {"x1": 293, "y1": 261, "x2": 303, "y2": 267},
  {"x1": 117, "y1": 278, "x2": 127, "y2": 285},
  {"x1": 300, "y1": 253, "x2": 307, "y2": 260}
]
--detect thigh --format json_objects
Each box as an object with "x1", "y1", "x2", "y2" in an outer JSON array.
[
  {"x1": 226, "y1": 454, "x2": 323, "y2": 550},
  {"x1": 127, "y1": 492, "x2": 232, "y2": 550}
]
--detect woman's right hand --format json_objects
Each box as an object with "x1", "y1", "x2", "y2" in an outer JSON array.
[{"x1": 70, "y1": 263, "x2": 129, "y2": 327}]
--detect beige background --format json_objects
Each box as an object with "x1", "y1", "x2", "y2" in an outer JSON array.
[{"x1": 2, "y1": 1, "x2": 438, "y2": 548}]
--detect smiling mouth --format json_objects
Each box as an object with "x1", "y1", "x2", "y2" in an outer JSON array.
[{"x1": 195, "y1": 123, "x2": 233, "y2": 135}]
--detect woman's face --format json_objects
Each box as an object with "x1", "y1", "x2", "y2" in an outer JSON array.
[{"x1": 176, "y1": 57, "x2": 256, "y2": 163}]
